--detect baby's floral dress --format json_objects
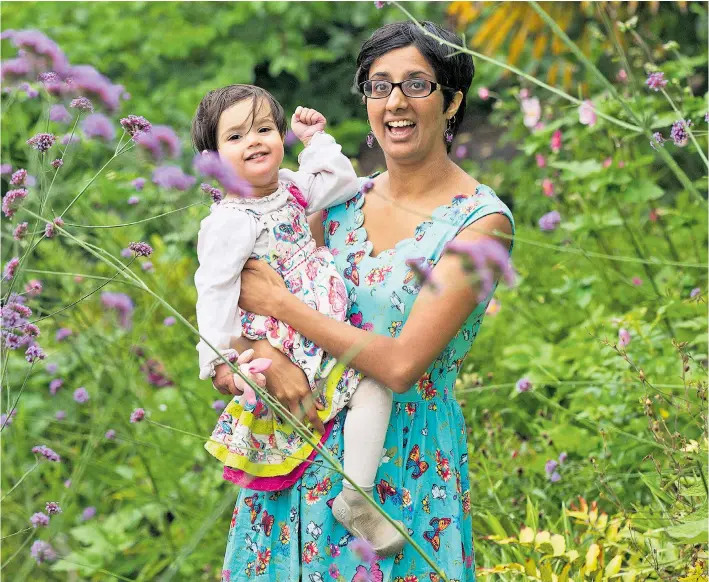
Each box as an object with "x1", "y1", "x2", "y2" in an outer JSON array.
[{"x1": 221, "y1": 177, "x2": 514, "y2": 581}]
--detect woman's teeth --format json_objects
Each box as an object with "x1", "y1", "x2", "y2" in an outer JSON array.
[{"x1": 387, "y1": 121, "x2": 415, "y2": 128}]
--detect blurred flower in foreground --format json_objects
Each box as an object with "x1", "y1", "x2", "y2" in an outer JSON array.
[
  {"x1": 521, "y1": 97, "x2": 541, "y2": 128},
  {"x1": 516, "y1": 377, "x2": 532, "y2": 393},
  {"x1": 618, "y1": 328, "x2": 631, "y2": 348},
  {"x1": 578, "y1": 100, "x2": 596, "y2": 126},
  {"x1": 538, "y1": 210, "x2": 560, "y2": 232},
  {"x1": 444, "y1": 239, "x2": 515, "y2": 301},
  {"x1": 130, "y1": 408, "x2": 145, "y2": 423},
  {"x1": 30, "y1": 540, "x2": 57, "y2": 564}
]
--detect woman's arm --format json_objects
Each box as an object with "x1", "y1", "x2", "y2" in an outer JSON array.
[{"x1": 241, "y1": 212, "x2": 513, "y2": 393}]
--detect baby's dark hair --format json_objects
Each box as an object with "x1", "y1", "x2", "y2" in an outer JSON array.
[{"x1": 191, "y1": 85, "x2": 286, "y2": 153}]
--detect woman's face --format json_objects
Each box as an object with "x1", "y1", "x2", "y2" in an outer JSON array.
[
  {"x1": 366, "y1": 45, "x2": 453, "y2": 163},
  {"x1": 216, "y1": 98, "x2": 284, "y2": 189}
]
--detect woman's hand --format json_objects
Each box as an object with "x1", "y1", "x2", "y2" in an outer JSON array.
[
  {"x1": 232, "y1": 337, "x2": 326, "y2": 434},
  {"x1": 239, "y1": 259, "x2": 289, "y2": 318}
]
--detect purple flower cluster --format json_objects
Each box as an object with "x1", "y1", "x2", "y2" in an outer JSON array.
[
  {"x1": 140, "y1": 358, "x2": 174, "y2": 387},
  {"x1": 130, "y1": 407, "x2": 145, "y2": 423},
  {"x1": 73, "y1": 387, "x2": 89, "y2": 403},
  {"x1": 44, "y1": 216, "x2": 64, "y2": 238},
  {"x1": 152, "y1": 165, "x2": 196, "y2": 191},
  {"x1": 81, "y1": 506, "x2": 96, "y2": 521},
  {"x1": 200, "y1": 183, "x2": 223, "y2": 204},
  {"x1": 650, "y1": 132, "x2": 665, "y2": 151},
  {"x1": 212, "y1": 400, "x2": 226, "y2": 411},
  {"x1": 2, "y1": 29, "x2": 69, "y2": 76},
  {"x1": 670, "y1": 119, "x2": 692, "y2": 147},
  {"x1": 516, "y1": 377, "x2": 532, "y2": 393},
  {"x1": 404, "y1": 257, "x2": 437, "y2": 291},
  {"x1": 55, "y1": 327, "x2": 72, "y2": 341},
  {"x1": 538, "y1": 210, "x2": 561, "y2": 232},
  {"x1": 51, "y1": 158, "x2": 63, "y2": 169},
  {"x1": 2, "y1": 188, "x2": 29, "y2": 218},
  {"x1": 30, "y1": 540, "x2": 57, "y2": 564},
  {"x1": 127, "y1": 195, "x2": 140, "y2": 205},
  {"x1": 163, "y1": 316, "x2": 176, "y2": 326},
  {"x1": 10, "y1": 168, "x2": 27, "y2": 185},
  {"x1": 135, "y1": 125, "x2": 181, "y2": 160},
  {"x1": 131, "y1": 177, "x2": 145, "y2": 191},
  {"x1": 100, "y1": 291, "x2": 134, "y2": 329},
  {"x1": 69, "y1": 96, "x2": 93, "y2": 112},
  {"x1": 32, "y1": 444, "x2": 61, "y2": 462},
  {"x1": 105, "y1": 429, "x2": 116, "y2": 440},
  {"x1": 49, "y1": 378, "x2": 63, "y2": 396},
  {"x1": 30, "y1": 512, "x2": 50, "y2": 527},
  {"x1": 645, "y1": 71, "x2": 667, "y2": 91},
  {"x1": 27, "y1": 132, "x2": 56, "y2": 153},
  {"x1": 25, "y1": 344, "x2": 46, "y2": 363},
  {"x1": 690, "y1": 287, "x2": 701, "y2": 299},
  {"x1": 19, "y1": 81, "x2": 39, "y2": 99},
  {"x1": 1, "y1": 409, "x2": 18, "y2": 427},
  {"x1": 25, "y1": 279, "x2": 43, "y2": 296},
  {"x1": 61, "y1": 133, "x2": 80, "y2": 146},
  {"x1": 120, "y1": 115, "x2": 151, "y2": 137},
  {"x1": 49, "y1": 104, "x2": 72, "y2": 123},
  {"x1": 193, "y1": 151, "x2": 250, "y2": 196},
  {"x1": 55, "y1": 410, "x2": 66, "y2": 420},
  {"x1": 45, "y1": 501, "x2": 62, "y2": 515},
  {"x1": 444, "y1": 238, "x2": 516, "y2": 301},
  {"x1": 1, "y1": 292, "x2": 45, "y2": 358},
  {"x1": 128, "y1": 241, "x2": 153, "y2": 257},
  {"x1": 545, "y1": 459, "x2": 561, "y2": 482},
  {"x1": 13, "y1": 222, "x2": 29, "y2": 240},
  {"x1": 82, "y1": 113, "x2": 115, "y2": 141},
  {"x1": 618, "y1": 328, "x2": 631, "y2": 348}
]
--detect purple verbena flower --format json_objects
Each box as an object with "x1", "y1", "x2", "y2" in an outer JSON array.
[
  {"x1": 131, "y1": 177, "x2": 145, "y2": 191},
  {"x1": 0, "y1": 164, "x2": 12, "y2": 174},
  {"x1": 82, "y1": 113, "x2": 115, "y2": 141},
  {"x1": 60, "y1": 133, "x2": 80, "y2": 145},
  {"x1": 455, "y1": 145, "x2": 467, "y2": 159},
  {"x1": 32, "y1": 444, "x2": 60, "y2": 462},
  {"x1": 141, "y1": 261, "x2": 153, "y2": 272},
  {"x1": 350, "y1": 537, "x2": 377, "y2": 565},
  {"x1": 30, "y1": 512, "x2": 50, "y2": 527},
  {"x1": 361, "y1": 180, "x2": 374, "y2": 194},
  {"x1": 45, "y1": 502, "x2": 61, "y2": 515},
  {"x1": 134, "y1": 125, "x2": 180, "y2": 160},
  {"x1": 163, "y1": 316, "x2": 176, "y2": 326},
  {"x1": 200, "y1": 183, "x2": 223, "y2": 204},
  {"x1": 46, "y1": 362, "x2": 58, "y2": 374},
  {"x1": 13, "y1": 222, "x2": 29, "y2": 240},
  {"x1": 100, "y1": 291, "x2": 134, "y2": 329},
  {"x1": 3, "y1": 257, "x2": 20, "y2": 280},
  {"x1": 49, "y1": 104, "x2": 72, "y2": 123},
  {"x1": 544, "y1": 459, "x2": 558, "y2": 475},
  {"x1": 404, "y1": 257, "x2": 438, "y2": 292},
  {"x1": 1, "y1": 409, "x2": 18, "y2": 427},
  {"x1": 30, "y1": 540, "x2": 57, "y2": 564},
  {"x1": 559, "y1": 452, "x2": 568, "y2": 464},
  {"x1": 152, "y1": 165, "x2": 196, "y2": 191},
  {"x1": 73, "y1": 387, "x2": 89, "y2": 403},
  {"x1": 284, "y1": 130, "x2": 298, "y2": 147},
  {"x1": 374, "y1": 1, "x2": 386, "y2": 8},
  {"x1": 128, "y1": 241, "x2": 153, "y2": 257},
  {"x1": 10, "y1": 168, "x2": 27, "y2": 185},
  {"x1": 27, "y1": 132, "x2": 56, "y2": 153},
  {"x1": 105, "y1": 429, "x2": 116, "y2": 440},
  {"x1": 20, "y1": 82, "x2": 39, "y2": 98},
  {"x1": 538, "y1": 210, "x2": 561, "y2": 232},
  {"x1": 444, "y1": 238, "x2": 516, "y2": 301},
  {"x1": 127, "y1": 195, "x2": 140, "y2": 205},
  {"x1": 81, "y1": 506, "x2": 96, "y2": 521},
  {"x1": 550, "y1": 471, "x2": 561, "y2": 483},
  {"x1": 3, "y1": 188, "x2": 29, "y2": 218},
  {"x1": 55, "y1": 410, "x2": 66, "y2": 421},
  {"x1": 212, "y1": 400, "x2": 226, "y2": 411},
  {"x1": 618, "y1": 328, "x2": 631, "y2": 348},
  {"x1": 670, "y1": 119, "x2": 692, "y2": 147},
  {"x1": 130, "y1": 407, "x2": 145, "y2": 423},
  {"x1": 650, "y1": 132, "x2": 665, "y2": 151},
  {"x1": 120, "y1": 114, "x2": 152, "y2": 137},
  {"x1": 120, "y1": 247, "x2": 133, "y2": 258},
  {"x1": 51, "y1": 159, "x2": 63, "y2": 169},
  {"x1": 690, "y1": 287, "x2": 701, "y2": 298},
  {"x1": 3, "y1": 30, "x2": 69, "y2": 74},
  {"x1": 55, "y1": 327, "x2": 72, "y2": 341},
  {"x1": 516, "y1": 377, "x2": 532, "y2": 393},
  {"x1": 69, "y1": 96, "x2": 93, "y2": 111},
  {"x1": 49, "y1": 379, "x2": 63, "y2": 395},
  {"x1": 44, "y1": 217, "x2": 63, "y2": 238},
  {"x1": 193, "y1": 152, "x2": 249, "y2": 196},
  {"x1": 645, "y1": 72, "x2": 667, "y2": 91}
]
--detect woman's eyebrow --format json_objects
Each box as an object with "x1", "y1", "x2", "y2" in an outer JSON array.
[{"x1": 370, "y1": 70, "x2": 433, "y2": 79}]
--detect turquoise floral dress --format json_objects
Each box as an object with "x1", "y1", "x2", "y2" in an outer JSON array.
[{"x1": 221, "y1": 178, "x2": 514, "y2": 582}]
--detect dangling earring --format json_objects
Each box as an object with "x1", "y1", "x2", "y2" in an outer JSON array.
[
  {"x1": 444, "y1": 117, "x2": 454, "y2": 144},
  {"x1": 366, "y1": 131, "x2": 375, "y2": 148}
]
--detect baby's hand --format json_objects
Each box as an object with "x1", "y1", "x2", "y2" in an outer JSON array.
[{"x1": 291, "y1": 106, "x2": 327, "y2": 146}]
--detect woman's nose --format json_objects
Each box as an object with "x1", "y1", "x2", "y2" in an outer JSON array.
[{"x1": 386, "y1": 85, "x2": 409, "y2": 112}]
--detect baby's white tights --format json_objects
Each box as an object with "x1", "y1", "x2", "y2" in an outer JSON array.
[{"x1": 341, "y1": 377, "x2": 392, "y2": 490}]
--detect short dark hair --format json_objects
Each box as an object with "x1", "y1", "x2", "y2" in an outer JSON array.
[
  {"x1": 355, "y1": 21, "x2": 474, "y2": 152},
  {"x1": 190, "y1": 84, "x2": 286, "y2": 153}
]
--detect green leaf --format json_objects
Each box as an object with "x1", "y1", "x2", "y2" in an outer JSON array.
[
  {"x1": 663, "y1": 517, "x2": 708, "y2": 543},
  {"x1": 623, "y1": 179, "x2": 664, "y2": 202},
  {"x1": 549, "y1": 160, "x2": 603, "y2": 179}
]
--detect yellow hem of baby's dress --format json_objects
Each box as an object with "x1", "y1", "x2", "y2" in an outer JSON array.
[{"x1": 204, "y1": 363, "x2": 346, "y2": 478}]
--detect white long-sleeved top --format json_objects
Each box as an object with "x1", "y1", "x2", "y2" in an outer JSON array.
[{"x1": 194, "y1": 132, "x2": 359, "y2": 379}]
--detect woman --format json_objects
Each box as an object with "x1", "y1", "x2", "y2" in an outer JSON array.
[{"x1": 215, "y1": 21, "x2": 514, "y2": 581}]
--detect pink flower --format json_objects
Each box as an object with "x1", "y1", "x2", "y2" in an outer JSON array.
[
  {"x1": 444, "y1": 239, "x2": 516, "y2": 301},
  {"x1": 477, "y1": 87, "x2": 490, "y2": 100},
  {"x1": 616, "y1": 69, "x2": 628, "y2": 83},
  {"x1": 689, "y1": 287, "x2": 701, "y2": 298},
  {"x1": 649, "y1": 208, "x2": 659, "y2": 223},
  {"x1": 542, "y1": 179, "x2": 555, "y2": 197},
  {"x1": 519, "y1": 88, "x2": 530, "y2": 99},
  {"x1": 602, "y1": 157, "x2": 612, "y2": 168},
  {"x1": 632, "y1": 277, "x2": 643, "y2": 286},
  {"x1": 163, "y1": 316, "x2": 176, "y2": 326},
  {"x1": 535, "y1": 153, "x2": 546, "y2": 168},
  {"x1": 618, "y1": 328, "x2": 631, "y2": 348},
  {"x1": 130, "y1": 408, "x2": 145, "y2": 423},
  {"x1": 516, "y1": 377, "x2": 532, "y2": 393},
  {"x1": 521, "y1": 97, "x2": 541, "y2": 128},
  {"x1": 550, "y1": 130, "x2": 562, "y2": 153},
  {"x1": 105, "y1": 429, "x2": 116, "y2": 439},
  {"x1": 578, "y1": 100, "x2": 597, "y2": 126},
  {"x1": 25, "y1": 279, "x2": 42, "y2": 296}
]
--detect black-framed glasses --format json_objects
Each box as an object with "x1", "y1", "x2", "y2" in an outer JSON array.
[{"x1": 359, "y1": 79, "x2": 451, "y2": 99}]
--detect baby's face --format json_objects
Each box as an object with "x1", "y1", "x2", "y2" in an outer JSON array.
[{"x1": 216, "y1": 98, "x2": 284, "y2": 192}]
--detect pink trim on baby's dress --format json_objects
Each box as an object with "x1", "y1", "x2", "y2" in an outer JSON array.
[
  {"x1": 287, "y1": 182, "x2": 308, "y2": 210},
  {"x1": 222, "y1": 417, "x2": 336, "y2": 490}
]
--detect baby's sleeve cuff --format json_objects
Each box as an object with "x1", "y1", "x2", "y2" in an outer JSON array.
[{"x1": 199, "y1": 348, "x2": 239, "y2": 380}]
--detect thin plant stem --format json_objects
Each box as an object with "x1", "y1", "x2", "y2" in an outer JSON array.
[{"x1": 1, "y1": 461, "x2": 39, "y2": 502}]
